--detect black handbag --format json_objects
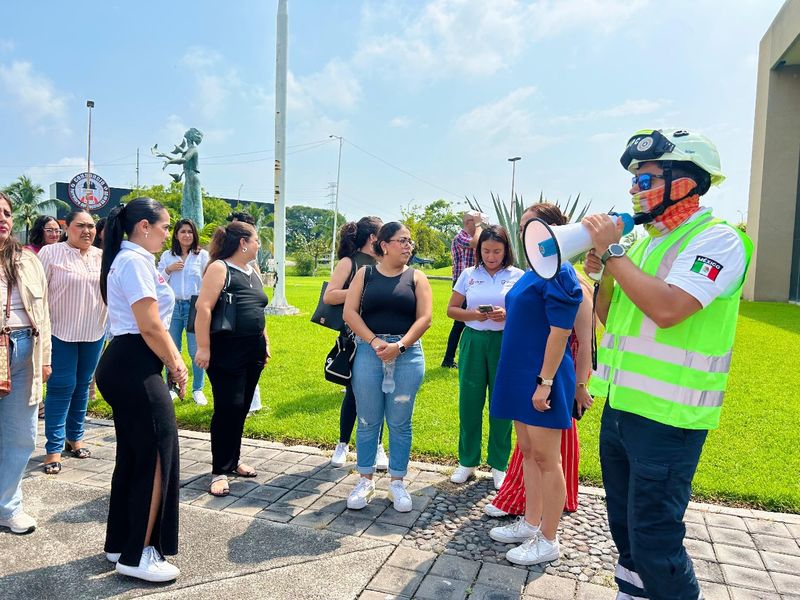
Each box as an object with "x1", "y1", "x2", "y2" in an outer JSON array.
[
  {"x1": 310, "y1": 259, "x2": 358, "y2": 331},
  {"x1": 187, "y1": 262, "x2": 236, "y2": 334}
]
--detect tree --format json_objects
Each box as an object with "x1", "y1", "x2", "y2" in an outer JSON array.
[
  {"x1": 293, "y1": 233, "x2": 330, "y2": 276},
  {"x1": 286, "y1": 205, "x2": 346, "y2": 253},
  {"x1": 2, "y1": 175, "x2": 69, "y2": 242},
  {"x1": 401, "y1": 198, "x2": 462, "y2": 268}
]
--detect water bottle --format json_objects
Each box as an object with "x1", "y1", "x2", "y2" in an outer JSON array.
[{"x1": 382, "y1": 359, "x2": 396, "y2": 393}]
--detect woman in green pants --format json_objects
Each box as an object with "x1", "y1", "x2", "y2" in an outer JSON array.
[{"x1": 447, "y1": 225, "x2": 524, "y2": 490}]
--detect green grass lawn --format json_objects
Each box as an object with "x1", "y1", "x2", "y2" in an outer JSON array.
[{"x1": 89, "y1": 277, "x2": 800, "y2": 512}]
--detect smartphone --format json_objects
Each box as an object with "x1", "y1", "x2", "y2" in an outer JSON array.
[{"x1": 478, "y1": 305, "x2": 493, "y2": 313}]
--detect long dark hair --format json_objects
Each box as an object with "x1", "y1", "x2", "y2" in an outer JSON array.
[
  {"x1": 170, "y1": 218, "x2": 200, "y2": 256},
  {"x1": 100, "y1": 197, "x2": 167, "y2": 304},
  {"x1": 0, "y1": 192, "x2": 24, "y2": 285},
  {"x1": 93, "y1": 217, "x2": 106, "y2": 248},
  {"x1": 28, "y1": 214, "x2": 59, "y2": 247},
  {"x1": 337, "y1": 216, "x2": 381, "y2": 259},
  {"x1": 208, "y1": 221, "x2": 254, "y2": 262},
  {"x1": 372, "y1": 221, "x2": 404, "y2": 257},
  {"x1": 476, "y1": 225, "x2": 514, "y2": 269}
]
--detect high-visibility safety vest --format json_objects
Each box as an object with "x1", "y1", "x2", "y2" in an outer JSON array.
[{"x1": 588, "y1": 214, "x2": 753, "y2": 430}]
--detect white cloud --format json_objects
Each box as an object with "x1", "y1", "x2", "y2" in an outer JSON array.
[
  {"x1": 179, "y1": 46, "x2": 241, "y2": 119},
  {"x1": 390, "y1": 116, "x2": 412, "y2": 128},
  {"x1": 552, "y1": 98, "x2": 668, "y2": 124},
  {"x1": 0, "y1": 61, "x2": 70, "y2": 135},
  {"x1": 24, "y1": 156, "x2": 89, "y2": 186},
  {"x1": 301, "y1": 60, "x2": 362, "y2": 111}
]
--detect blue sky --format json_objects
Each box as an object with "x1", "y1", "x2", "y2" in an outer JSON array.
[{"x1": 0, "y1": 0, "x2": 786, "y2": 225}]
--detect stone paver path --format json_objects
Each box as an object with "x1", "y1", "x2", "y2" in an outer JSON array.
[{"x1": 17, "y1": 419, "x2": 800, "y2": 599}]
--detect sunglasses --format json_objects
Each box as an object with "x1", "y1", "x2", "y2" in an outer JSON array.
[{"x1": 631, "y1": 173, "x2": 665, "y2": 191}]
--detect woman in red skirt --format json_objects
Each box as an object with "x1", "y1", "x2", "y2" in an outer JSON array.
[{"x1": 486, "y1": 275, "x2": 593, "y2": 517}]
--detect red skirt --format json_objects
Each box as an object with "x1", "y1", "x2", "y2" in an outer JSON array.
[{"x1": 492, "y1": 419, "x2": 580, "y2": 514}]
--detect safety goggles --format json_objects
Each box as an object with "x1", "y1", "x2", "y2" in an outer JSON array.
[
  {"x1": 630, "y1": 173, "x2": 665, "y2": 191},
  {"x1": 620, "y1": 129, "x2": 675, "y2": 170}
]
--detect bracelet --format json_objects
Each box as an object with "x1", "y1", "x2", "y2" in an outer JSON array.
[
  {"x1": 369, "y1": 336, "x2": 378, "y2": 346},
  {"x1": 577, "y1": 382, "x2": 587, "y2": 388}
]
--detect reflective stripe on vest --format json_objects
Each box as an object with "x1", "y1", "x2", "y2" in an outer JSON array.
[{"x1": 588, "y1": 214, "x2": 752, "y2": 430}]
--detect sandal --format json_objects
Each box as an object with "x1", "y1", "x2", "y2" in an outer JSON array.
[
  {"x1": 65, "y1": 442, "x2": 92, "y2": 459},
  {"x1": 209, "y1": 475, "x2": 230, "y2": 497},
  {"x1": 43, "y1": 462, "x2": 62, "y2": 475},
  {"x1": 232, "y1": 463, "x2": 257, "y2": 477}
]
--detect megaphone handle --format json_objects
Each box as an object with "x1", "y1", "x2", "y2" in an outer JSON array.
[{"x1": 588, "y1": 266, "x2": 604, "y2": 282}]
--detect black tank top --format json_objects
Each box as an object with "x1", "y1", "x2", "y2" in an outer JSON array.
[
  {"x1": 221, "y1": 262, "x2": 268, "y2": 336},
  {"x1": 360, "y1": 266, "x2": 417, "y2": 335}
]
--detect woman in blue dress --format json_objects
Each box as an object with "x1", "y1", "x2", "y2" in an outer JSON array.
[{"x1": 489, "y1": 203, "x2": 585, "y2": 567}]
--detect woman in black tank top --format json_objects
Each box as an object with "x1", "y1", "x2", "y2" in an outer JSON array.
[
  {"x1": 193, "y1": 222, "x2": 269, "y2": 497},
  {"x1": 343, "y1": 222, "x2": 433, "y2": 514}
]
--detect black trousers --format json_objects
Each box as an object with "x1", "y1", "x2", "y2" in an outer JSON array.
[
  {"x1": 207, "y1": 332, "x2": 266, "y2": 474},
  {"x1": 443, "y1": 299, "x2": 466, "y2": 364},
  {"x1": 96, "y1": 334, "x2": 179, "y2": 566}
]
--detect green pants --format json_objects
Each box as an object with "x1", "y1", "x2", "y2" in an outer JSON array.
[{"x1": 457, "y1": 327, "x2": 512, "y2": 470}]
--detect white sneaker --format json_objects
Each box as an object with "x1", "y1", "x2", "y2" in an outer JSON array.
[
  {"x1": 346, "y1": 477, "x2": 375, "y2": 510},
  {"x1": 192, "y1": 390, "x2": 208, "y2": 406},
  {"x1": 492, "y1": 468, "x2": 506, "y2": 490},
  {"x1": 450, "y1": 465, "x2": 475, "y2": 484},
  {"x1": 169, "y1": 389, "x2": 179, "y2": 402},
  {"x1": 506, "y1": 535, "x2": 560, "y2": 566},
  {"x1": 0, "y1": 511, "x2": 36, "y2": 534},
  {"x1": 484, "y1": 503, "x2": 509, "y2": 518},
  {"x1": 106, "y1": 552, "x2": 121, "y2": 563},
  {"x1": 115, "y1": 546, "x2": 180, "y2": 582},
  {"x1": 248, "y1": 386, "x2": 262, "y2": 413},
  {"x1": 489, "y1": 516, "x2": 540, "y2": 543},
  {"x1": 388, "y1": 480, "x2": 413, "y2": 513},
  {"x1": 376, "y1": 445, "x2": 389, "y2": 471},
  {"x1": 331, "y1": 442, "x2": 349, "y2": 467}
]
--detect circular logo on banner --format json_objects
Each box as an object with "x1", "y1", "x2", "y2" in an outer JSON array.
[
  {"x1": 635, "y1": 137, "x2": 654, "y2": 152},
  {"x1": 68, "y1": 172, "x2": 110, "y2": 211}
]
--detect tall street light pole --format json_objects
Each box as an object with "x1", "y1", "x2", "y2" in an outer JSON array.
[
  {"x1": 507, "y1": 156, "x2": 521, "y2": 221},
  {"x1": 329, "y1": 135, "x2": 343, "y2": 276},
  {"x1": 86, "y1": 100, "x2": 95, "y2": 210}
]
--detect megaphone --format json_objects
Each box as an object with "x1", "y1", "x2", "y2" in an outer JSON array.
[{"x1": 523, "y1": 213, "x2": 634, "y2": 280}]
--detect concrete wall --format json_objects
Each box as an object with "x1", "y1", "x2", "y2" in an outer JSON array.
[{"x1": 746, "y1": 0, "x2": 800, "y2": 301}]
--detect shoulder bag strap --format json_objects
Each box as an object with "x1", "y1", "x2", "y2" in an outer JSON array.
[{"x1": 2, "y1": 283, "x2": 11, "y2": 333}]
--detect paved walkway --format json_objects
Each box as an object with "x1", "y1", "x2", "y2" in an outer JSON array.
[{"x1": 2, "y1": 419, "x2": 799, "y2": 599}]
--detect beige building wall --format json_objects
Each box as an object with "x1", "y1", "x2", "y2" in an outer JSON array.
[{"x1": 746, "y1": 0, "x2": 800, "y2": 302}]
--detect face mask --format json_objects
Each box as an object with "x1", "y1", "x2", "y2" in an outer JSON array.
[{"x1": 631, "y1": 177, "x2": 701, "y2": 236}]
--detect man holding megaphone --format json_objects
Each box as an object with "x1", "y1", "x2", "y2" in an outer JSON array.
[{"x1": 580, "y1": 129, "x2": 752, "y2": 600}]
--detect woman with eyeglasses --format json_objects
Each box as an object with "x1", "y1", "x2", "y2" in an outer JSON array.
[
  {"x1": 158, "y1": 219, "x2": 209, "y2": 406},
  {"x1": 447, "y1": 225, "x2": 523, "y2": 491},
  {"x1": 38, "y1": 210, "x2": 107, "y2": 475},
  {"x1": 25, "y1": 215, "x2": 61, "y2": 255},
  {"x1": 344, "y1": 222, "x2": 432, "y2": 513}
]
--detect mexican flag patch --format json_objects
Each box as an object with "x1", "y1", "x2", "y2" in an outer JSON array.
[{"x1": 691, "y1": 255, "x2": 723, "y2": 281}]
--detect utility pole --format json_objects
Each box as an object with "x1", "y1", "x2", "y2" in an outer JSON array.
[
  {"x1": 507, "y1": 156, "x2": 521, "y2": 222},
  {"x1": 327, "y1": 181, "x2": 338, "y2": 275},
  {"x1": 267, "y1": 0, "x2": 298, "y2": 315},
  {"x1": 85, "y1": 100, "x2": 95, "y2": 210},
  {"x1": 136, "y1": 147, "x2": 140, "y2": 188}
]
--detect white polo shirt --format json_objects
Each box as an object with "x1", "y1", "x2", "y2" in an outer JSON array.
[
  {"x1": 454, "y1": 264, "x2": 524, "y2": 331},
  {"x1": 157, "y1": 248, "x2": 210, "y2": 300},
  {"x1": 107, "y1": 241, "x2": 175, "y2": 336},
  {"x1": 642, "y1": 208, "x2": 747, "y2": 308}
]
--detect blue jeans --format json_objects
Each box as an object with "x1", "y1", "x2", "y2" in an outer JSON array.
[
  {"x1": 352, "y1": 335, "x2": 425, "y2": 478},
  {"x1": 44, "y1": 336, "x2": 104, "y2": 454},
  {"x1": 167, "y1": 300, "x2": 205, "y2": 392},
  {"x1": 0, "y1": 330, "x2": 36, "y2": 519}
]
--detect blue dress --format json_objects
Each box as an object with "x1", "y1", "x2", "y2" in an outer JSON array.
[{"x1": 489, "y1": 264, "x2": 583, "y2": 430}]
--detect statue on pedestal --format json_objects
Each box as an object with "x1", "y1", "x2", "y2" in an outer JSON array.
[{"x1": 152, "y1": 127, "x2": 204, "y2": 228}]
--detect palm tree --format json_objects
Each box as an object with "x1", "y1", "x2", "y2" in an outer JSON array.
[{"x1": 2, "y1": 175, "x2": 69, "y2": 242}]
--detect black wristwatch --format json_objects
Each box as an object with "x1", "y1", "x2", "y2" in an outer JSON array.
[
  {"x1": 397, "y1": 342, "x2": 407, "y2": 354},
  {"x1": 601, "y1": 243, "x2": 626, "y2": 265}
]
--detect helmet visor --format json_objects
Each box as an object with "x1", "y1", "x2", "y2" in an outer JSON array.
[{"x1": 620, "y1": 130, "x2": 676, "y2": 170}]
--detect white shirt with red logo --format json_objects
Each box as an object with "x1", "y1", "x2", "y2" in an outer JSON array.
[
  {"x1": 107, "y1": 240, "x2": 176, "y2": 335},
  {"x1": 642, "y1": 208, "x2": 747, "y2": 308},
  {"x1": 453, "y1": 264, "x2": 524, "y2": 331}
]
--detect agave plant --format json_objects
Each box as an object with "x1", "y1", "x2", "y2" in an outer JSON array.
[{"x1": 467, "y1": 192, "x2": 592, "y2": 270}]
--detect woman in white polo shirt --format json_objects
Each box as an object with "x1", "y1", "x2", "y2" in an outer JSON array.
[
  {"x1": 447, "y1": 225, "x2": 524, "y2": 489},
  {"x1": 96, "y1": 197, "x2": 188, "y2": 583}
]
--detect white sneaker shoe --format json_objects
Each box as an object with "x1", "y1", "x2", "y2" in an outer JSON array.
[
  {"x1": 506, "y1": 535, "x2": 560, "y2": 566},
  {"x1": 388, "y1": 480, "x2": 413, "y2": 513},
  {"x1": 106, "y1": 552, "x2": 121, "y2": 563},
  {"x1": 450, "y1": 465, "x2": 475, "y2": 484},
  {"x1": 376, "y1": 445, "x2": 389, "y2": 471},
  {"x1": 331, "y1": 442, "x2": 349, "y2": 467},
  {"x1": 489, "y1": 516, "x2": 540, "y2": 543},
  {"x1": 484, "y1": 503, "x2": 509, "y2": 518},
  {"x1": 0, "y1": 511, "x2": 36, "y2": 534},
  {"x1": 115, "y1": 546, "x2": 180, "y2": 582},
  {"x1": 492, "y1": 468, "x2": 506, "y2": 490},
  {"x1": 346, "y1": 477, "x2": 375, "y2": 510},
  {"x1": 192, "y1": 390, "x2": 208, "y2": 406},
  {"x1": 248, "y1": 386, "x2": 262, "y2": 413}
]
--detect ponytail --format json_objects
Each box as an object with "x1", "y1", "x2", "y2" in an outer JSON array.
[{"x1": 337, "y1": 216, "x2": 381, "y2": 259}]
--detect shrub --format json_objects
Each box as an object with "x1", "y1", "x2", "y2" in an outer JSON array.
[{"x1": 294, "y1": 252, "x2": 316, "y2": 276}]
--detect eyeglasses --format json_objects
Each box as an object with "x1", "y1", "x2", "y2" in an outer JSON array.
[
  {"x1": 631, "y1": 173, "x2": 665, "y2": 191},
  {"x1": 44, "y1": 228, "x2": 62, "y2": 234},
  {"x1": 388, "y1": 237, "x2": 415, "y2": 247}
]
